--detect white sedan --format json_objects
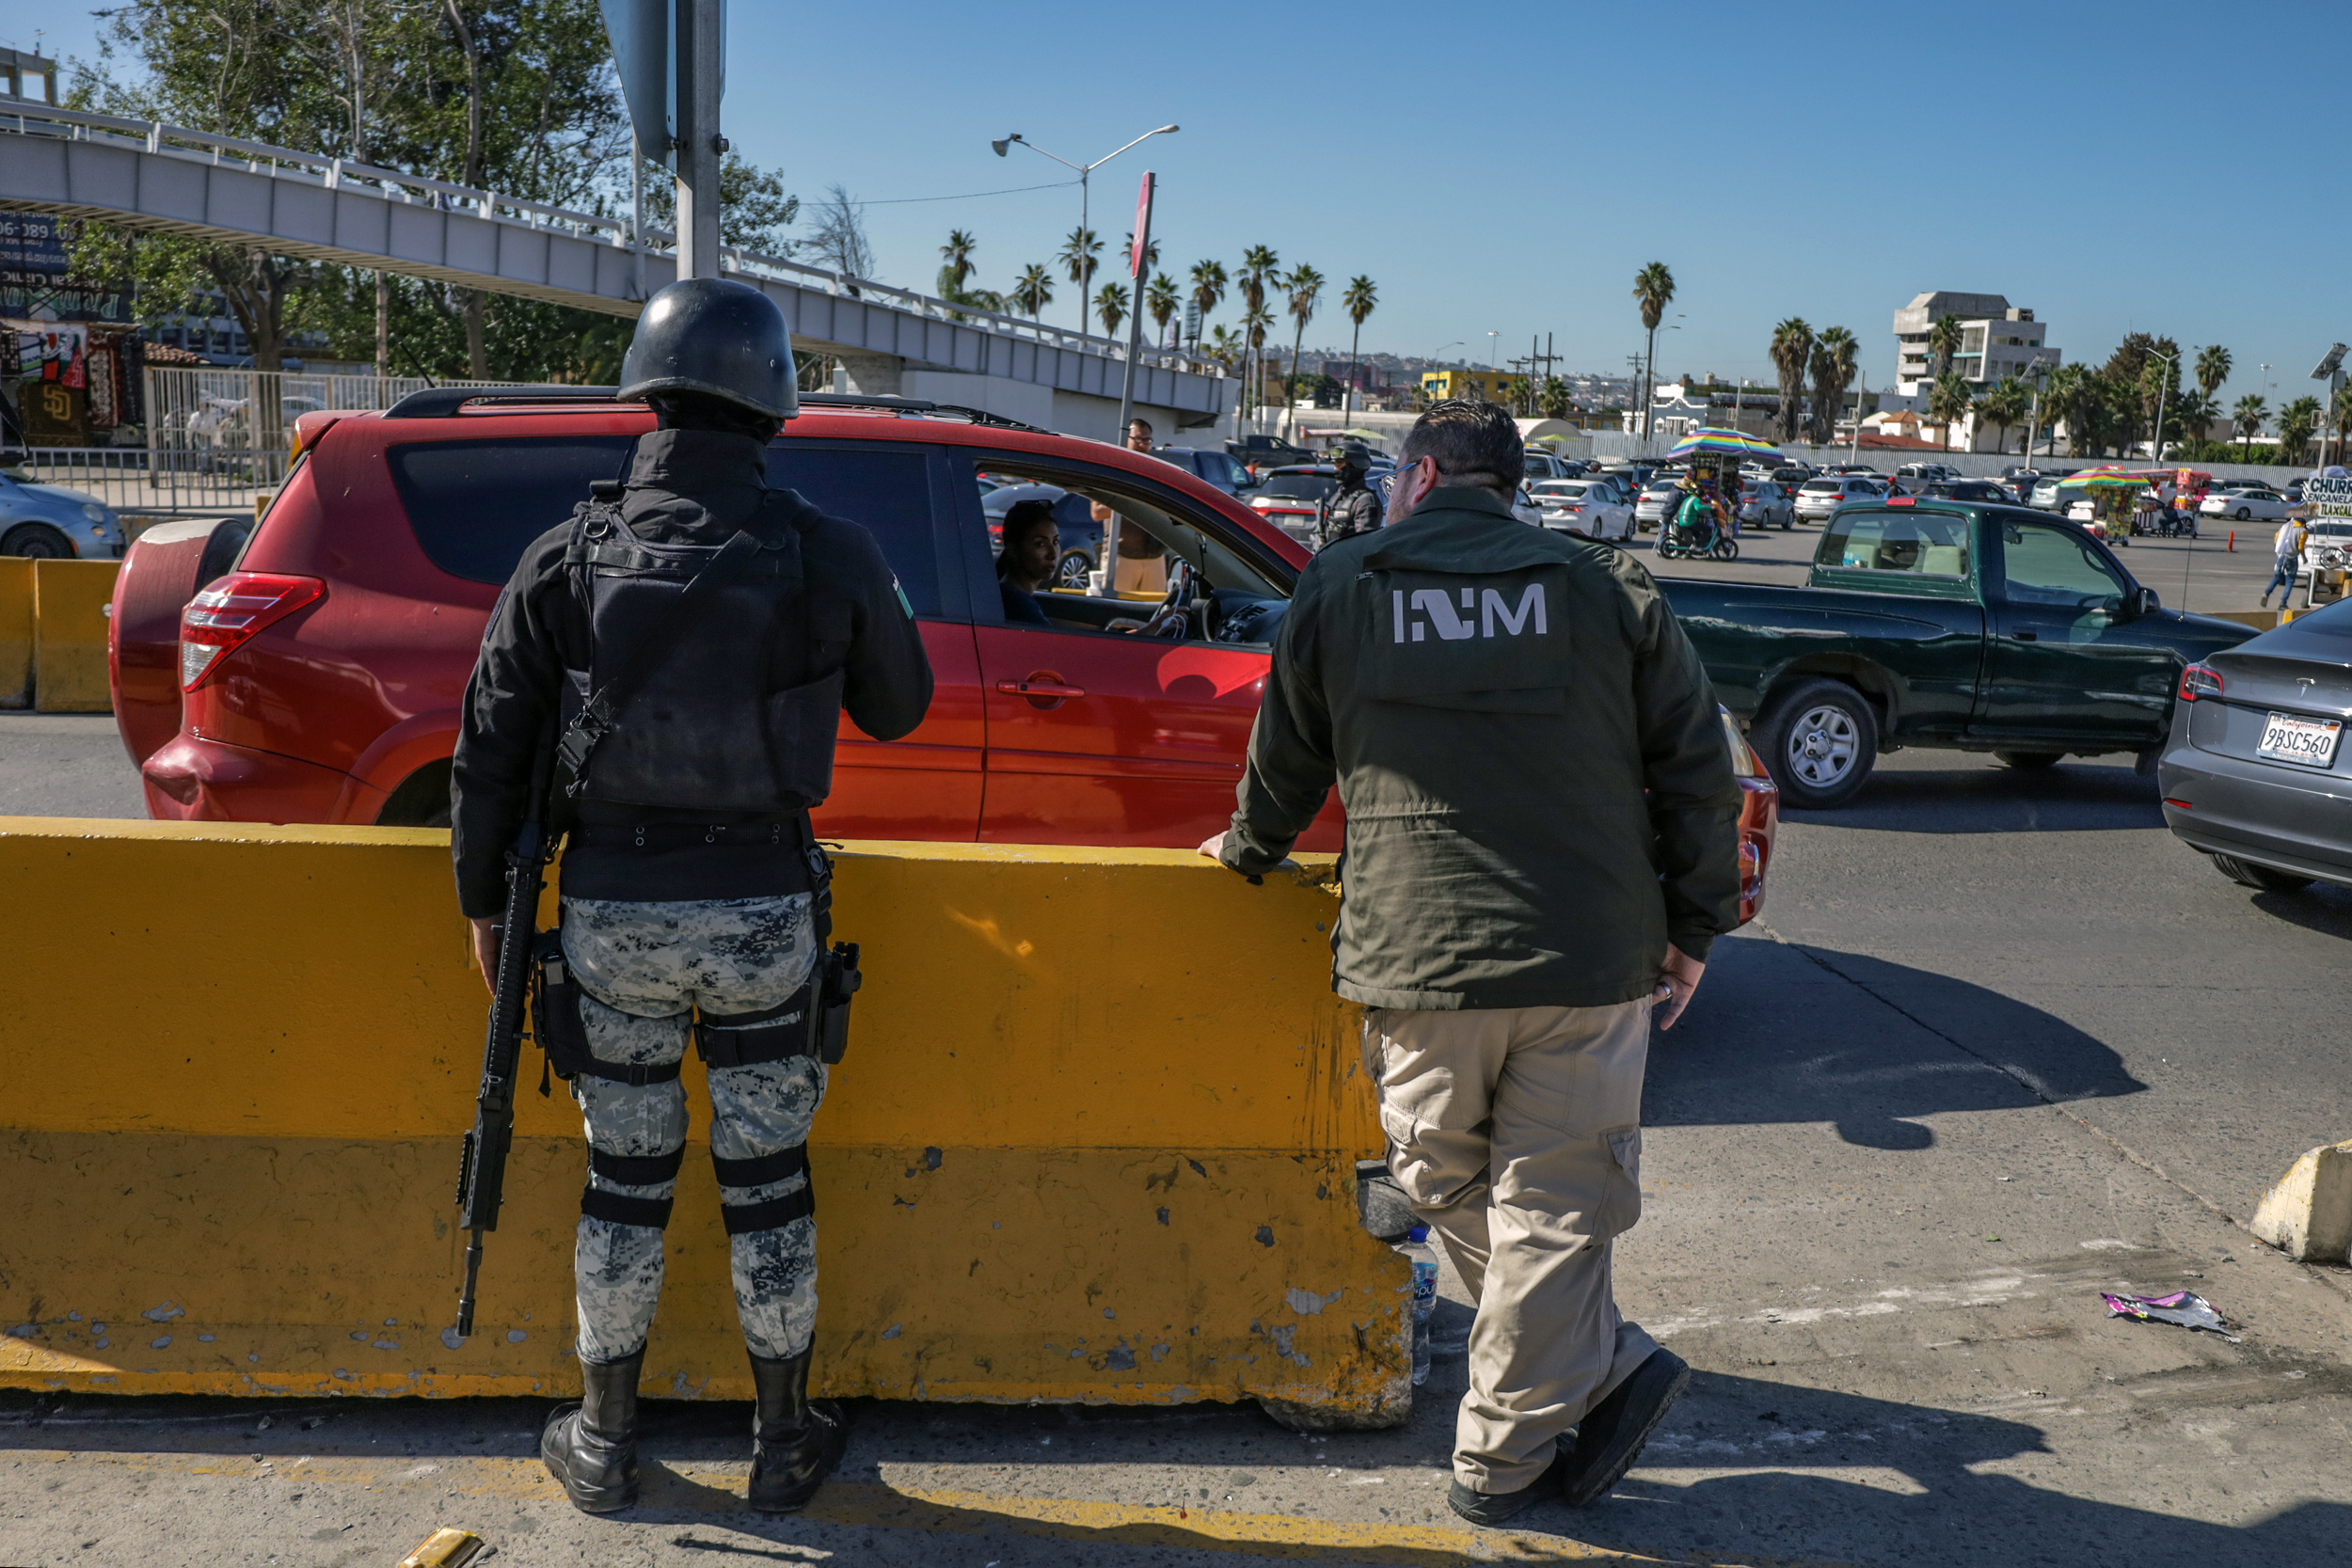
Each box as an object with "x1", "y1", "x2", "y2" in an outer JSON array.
[
  {"x1": 2299, "y1": 518, "x2": 2352, "y2": 578},
  {"x1": 1530, "y1": 479, "x2": 1635, "y2": 540},
  {"x1": 2201, "y1": 486, "x2": 2292, "y2": 522}
]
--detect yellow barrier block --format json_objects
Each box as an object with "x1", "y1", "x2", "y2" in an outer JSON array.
[
  {"x1": 0, "y1": 557, "x2": 31, "y2": 707},
  {"x1": 0, "y1": 821, "x2": 1404, "y2": 1426},
  {"x1": 31, "y1": 558, "x2": 120, "y2": 711}
]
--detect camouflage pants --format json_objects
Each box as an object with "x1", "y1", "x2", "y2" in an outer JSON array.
[{"x1": 559, "y1": 894, "x2": 822, "y2": 1365}]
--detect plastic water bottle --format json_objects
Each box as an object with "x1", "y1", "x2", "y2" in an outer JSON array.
[{"x1": 1398, "y1": 1225, "x2": 1439, "y2": 1386}]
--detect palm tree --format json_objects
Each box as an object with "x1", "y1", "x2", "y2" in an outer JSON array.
[
  {"x1": 1242, "y1": 302, "x2": 1274, "y2": 418},
  {"x1": 1186, "y1": 260, "x2": 1227, "y2": 352},
  {"x1": 1237, "y1": 246, "x2": 1279, "y2": 417},
  {"x1": 1768, "y1": 318, "x2": 1812, "y2": 443},
  {"x1": 2233, "y1": 392, "x2": 2268, "y2": 457},
  {"x1": 1203, "y1": 323, "x2": 1243, "y2": 373},
  {"x1": 1144, "y1": 274, "x2": 1180, "y2": 350},
  {"x1": 1978, "y1": 376, "x2": 2029, "y2": 454},
  {"x1": 2196, "y1": 343, "x2": 2232, "y2": 402},
  {"x1": 1809, "y1": 325, "x2": 1858, "y2": 445},
  {"x1": 1927, "y1": 371, "x2": 1973, "y2": 451},
  {"x1": 1340, "y1": 275, "x2": 1376, "y2": 420},
  {"x1": 2172, "y1": 388, "x2": 2217, "y2": 447},
  {"x1": 1121, "y1": 232, "x2": 1161, "y2": 277},
  {"x1": 1094, "y1": 281, "x2": 1130, "y2": 340},
  {"x1": 1632, "y1": 261, "x2": 1675, "y2": 439},
  {"x1": 939, "y1": 229, "x2": 977, "y2": 293},
  {"x1": 2042, "y1": 363, "x2": 2090, "y2": 457},
  {"x1": 1057, "y1": 227, "x2": 1102, "y2": 335},
  {"x1": 1927, "y1": 313, "x2": 1963, "y2": 383},
  {"x1": 1280, "y1": 264, "x2": 1325, "y2": 425},
  {"x1": 2278, "y1": 394, "x2": 2322, "y2": 467},
  {"x1": 2330, "y1": 382, "x2": 2352, "y2": 467},
  {"x1": 1537, "y1": 377, "x2": 1571, "y2": 420},
  {"x1": 1010, "y1": 263, "x2": 1053, "y2": 322}
]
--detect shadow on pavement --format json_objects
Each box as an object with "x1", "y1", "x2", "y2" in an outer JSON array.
[
  {"x1": 1785, "y1": 757, "x2": 2164, "y2": 835},
  {"x1": 1646, "y1": 936, "x2": 2145, "y2": 1148}
]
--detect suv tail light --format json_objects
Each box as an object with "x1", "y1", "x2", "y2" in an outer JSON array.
[
  {"x1": 2178, "y1": 662, "x2": 2223, "y2": 702},
  {"x1": 181, "y1": 572, "x2": 326, "y2": 690}
]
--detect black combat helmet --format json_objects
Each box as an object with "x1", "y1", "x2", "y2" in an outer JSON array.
[{"x1": 618, "y1": 277, "x2": 799, "y2": 420}]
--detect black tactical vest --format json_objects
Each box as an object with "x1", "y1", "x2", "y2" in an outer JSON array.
[{"x1": 557, "y1": 493, "x2": 846, "y2": 814}]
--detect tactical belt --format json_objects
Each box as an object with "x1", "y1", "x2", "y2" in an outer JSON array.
[
  {"x1": 574, "y1": 819, "x2": 803, "y2": 850},
  {"x1": 696, "y1": 990, "x2": 818, "y2": 1068},
  {"x1": 722, "y1": 1183, "x2": 815, "y2": 1236},
  {"x1": 580, "y1": 1189, "x2": 676, "y2": 1229},
  {"x1": 577, "y1": 1144, "x2": 686, "y2": 1229}
]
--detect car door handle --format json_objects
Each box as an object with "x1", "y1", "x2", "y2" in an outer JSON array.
[
  {"x1": 998, "y1": 678, "x2": 1088, "y2": 700},
  {"x1": 2011, "y1": 630, "x2": 2039, "y2": 641}
]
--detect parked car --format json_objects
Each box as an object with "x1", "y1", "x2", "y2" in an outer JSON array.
[
  {"x1": 1246, "y1": 464, "x2": 1336, "y2": 543},
  {"x1": 2160, "y1": 598, "x2": 2352, "y2": 893},
  {"x1": 1635, "y1": 481, "x2": 1683, "y2": 531},
  {"x1": 1522, "y1": 449, "x2": 1578, "y2": 483},
  {"x1": 2029, "y1": 476, "x2": 2072, "y2": 510},
  {"x1": 2201, "y1": 485, "x2": 2291, "y2": 523},
  {"x1": 1923, "y1": 479, "x2": 2018, "y2": 504},
  {"x1": 2298, "y1": 517, "x2": 2352, "y2": 578},
  {"x1": 106, "y1": 388, "x2": 1781, "y2": 925},
  {"x1": 1793, "y1": 474, "x2": 1886, "y2": 523},
  {"x1": 1150, "y1": 445, "x2": 1256, "y2": 497},
  {"x1": 1770, "y1": 465, "x2": 1813, "y2": 488},
  {"x1": 1661, "y1": 498, "x2": 2250, "y2": 807},
  {"x1": 1226, "y1": 434, "x2": 1314, "y2": 472},
  {"x1": 1530, "y1": 478, "x2": 1635, "y2": 540},
  {"x1": 1739, "y1": 481, "x2": 1795, "y2": 531},
  {"x1": 0, "y1": 464, "x2": 128, "y2": 559},
  {"x1": 1895, "y1": 462, "x2": 1958, "y2": 487}
]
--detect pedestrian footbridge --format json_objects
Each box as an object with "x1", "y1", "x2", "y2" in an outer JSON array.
[{"x1": 0, "y1": 99, "x2": 1225, "y2": 437}]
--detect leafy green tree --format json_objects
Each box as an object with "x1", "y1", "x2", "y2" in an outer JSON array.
[
  {"x1": 1241, "y1": 302, "x2": 1274, "y2": 417},
  {"x1": 1237, "y1": 247, "x2": 1279, "y2": 416},
  {"x1": 1144, "y1": 274, "x2": 1181, "y2": 350},
  {"x1": 1094, "y1": 281, "x2": 1130, "y2": 339},
  {"x1": 1978, "y1": 376, "x2": 2029, "y2": 454},
  {"x1": 1768, "y1": 318, "x2": 1812, "y2": 443},
  {"x1": 939, "y1": 230, "x2": 977, "y2": 293},
  {"x1": 2277, "y1": 395, "x2": 2322, "y2": 467},
  {"x1": 1058, "y1": 227, "x2": 1102, "y2": 334},
  {"x1": 1809, "y1": 326, "x2": 1858, "y2": 444},
  {"x1": 2195, "y1": 343, "x2": 2232, "y2": 401},
  {"x1": 2233, "y1": 392, "x2": 2268, "y2": 456},
  {"x1": 1010, "y1": 263, "x2": 1054, "y2": 321},
  {"x1": 1927, "y1": 313, "x2": 1963, "y2": 383},
  {"x1": 1186, "y1": 261, "x2": 1227, "y2": 352},
  {"x1": 1537, "y1": 377, "x2": 1572, "y2": 420},
  {"x1": 2174, "y1": 388, "x2": 2219, "y2": 445},
  {"x1": 1280, "y1": 264, "x2": 1325, "y2": 420},
  {"x1": 2327, "y1": 382, "x2": 2352, "y2": 467},
  {"x1": 1927, "y1": 371, "x2": 1973, "y2": 451},
  {"x1": 1340, "y1": 275, "x2": 1376, "y2": 418},
  {"x1": 1202, "y1": 324, "x2": 1243, "y2": 373},
  {"x1": 1632, "y1": 261, "x2": 1674, "y2": 437}
]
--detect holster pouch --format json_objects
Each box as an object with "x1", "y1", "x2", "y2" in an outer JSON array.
[
  {"x1": 532, "y1": 928, "x2": 595, "y2": 1087},
  {"x1": 816, "y1": 942, "x2": 860, "y2": 1066}
]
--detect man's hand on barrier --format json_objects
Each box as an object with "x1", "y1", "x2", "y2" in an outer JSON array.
[
  {"x1": 1197, "y1": 831, "x2": 1298, "y2": 879},
  {"x1": 1651, "y1": 944, "x2": 1706, "y2": 1031},
  {"x1": 469, "y1": 916, "x2": 501, "y2": 997}
]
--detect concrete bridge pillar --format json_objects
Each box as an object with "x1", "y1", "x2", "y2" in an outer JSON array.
[{"x1": 834, "y1": 353, "x2": 903, "y2": 397}]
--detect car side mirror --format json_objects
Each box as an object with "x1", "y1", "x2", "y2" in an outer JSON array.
[{"x1": 2126, "y1": 586, "x2": 2158, "y2": 619}]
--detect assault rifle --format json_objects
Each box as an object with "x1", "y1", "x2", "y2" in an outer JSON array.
[{"x1": 453, "y1": 735, "x2": 558, "y2": 1339}]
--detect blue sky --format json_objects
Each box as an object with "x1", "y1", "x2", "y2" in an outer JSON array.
[{"x1": 17, "y1": 1, "x2": 2348, "y2": 407}]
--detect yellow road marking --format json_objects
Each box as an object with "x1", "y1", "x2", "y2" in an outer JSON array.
[{"x1": 2, "y1": 1449, "x2": 1874, "y2": 1566}]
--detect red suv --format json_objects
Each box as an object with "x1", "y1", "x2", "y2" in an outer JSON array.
[{"x1": 110, "y1": 390, "x2": 1775, "y2": 917}]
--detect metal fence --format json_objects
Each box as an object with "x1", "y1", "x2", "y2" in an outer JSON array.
[
  {"x1": 1584, "y1": 430, "x2": 2320, "y2": 485},
  {"x1": 10, "y1": 444, "x2": 275, "y2": 515}
]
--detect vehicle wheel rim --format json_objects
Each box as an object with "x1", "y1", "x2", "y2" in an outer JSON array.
[{"x1": 1785, "y1": 705, "x2": 1859, "y2": 787}]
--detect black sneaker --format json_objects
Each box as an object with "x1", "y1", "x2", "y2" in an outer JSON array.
[
  {"x1": 1555, "y1": 1348, "x2": 1691, "y2": 1508},
  {"x1": 1445, "y1": 1453, "x2": 1565, "y2": 1528}
]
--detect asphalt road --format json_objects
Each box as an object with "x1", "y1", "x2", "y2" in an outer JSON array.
[{"x1": 5, "y1": 733, "x2": 2349, "y2": 1566}]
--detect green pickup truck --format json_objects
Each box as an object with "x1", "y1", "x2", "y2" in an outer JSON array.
[{"x1": 1659, "y1": 498, "x2": 2252, "y2": 808}]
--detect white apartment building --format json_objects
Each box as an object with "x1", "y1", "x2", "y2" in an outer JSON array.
[{"x1": 1892, "y1": 292, "x2": 2060, "y2": 397}]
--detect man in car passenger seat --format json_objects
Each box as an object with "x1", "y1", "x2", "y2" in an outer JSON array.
[
  {"x1": 449, "y1": 277, "x2": 932, "y2": 1518},
  {"x1": 1201, "y1": 398, "x2": 1741, "y2": 1525}
]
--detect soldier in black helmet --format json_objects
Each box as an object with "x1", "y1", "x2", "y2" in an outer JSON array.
[
  {"x1": 1315, "y1": 441, "x2": 1385, "y2": 550},
  {"x1": 450, "y1": 277, "x2": 932, "y2": 1516}
]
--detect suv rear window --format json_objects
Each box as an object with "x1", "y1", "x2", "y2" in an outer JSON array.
[
  {"x1": 1819, "y1": 510, "x2": 1971, "y2": 578},
  {"x1": 384, "y1": 434, "x2": 945, "y2": 614}
]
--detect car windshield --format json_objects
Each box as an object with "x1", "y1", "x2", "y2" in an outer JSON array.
[{"x1": 1258, "y1": 474, "x2": 1333, "y2": 501}]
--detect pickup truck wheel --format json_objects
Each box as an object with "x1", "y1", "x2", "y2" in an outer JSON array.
[
  {"x1": 1756, "y1": 680, "x2": 1878, "y2": 809},
  {"x1": 2210, "y1": 852, "x2": 2312, "y2": 894},
  {"x1": 1994, "y1": 751, "x2": 2063, "y2": 769}
]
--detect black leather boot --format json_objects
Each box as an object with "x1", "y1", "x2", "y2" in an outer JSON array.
[
  {"x1": 745, "y1": 1346, "x2": 848, "y2": 1513},
  {"x1": 541, "y1": 1349, "x2": 644, "y2": 1513}
]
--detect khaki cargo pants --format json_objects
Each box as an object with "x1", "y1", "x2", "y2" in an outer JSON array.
[{"x1": 1363, "y1": 999, "x2": 1658, "y2": 1495}]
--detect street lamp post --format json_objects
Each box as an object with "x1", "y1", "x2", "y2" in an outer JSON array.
[
  {"x1": 2147, "y1": 348, "x2": 2177, "y2": 466},
  {"x1": 993, "y1": 124, "x2": 1179, "y2": 340}
]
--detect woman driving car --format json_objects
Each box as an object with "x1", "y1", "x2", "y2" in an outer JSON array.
[{"x1": 996, "y1": 499, "x2": 1057, "y2": 626}]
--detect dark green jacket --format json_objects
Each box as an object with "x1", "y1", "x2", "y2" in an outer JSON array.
[{"x1": 1222, "y1": 486, "x2": 1741, "y2": 1010}]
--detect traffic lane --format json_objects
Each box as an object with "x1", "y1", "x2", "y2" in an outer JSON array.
[
  {"x1": 1766, "y1": 744, "x2": 2352, "y2": 1221},
  {"x1": 0, "y1": 714, "x2": 145, "y2": 818}
]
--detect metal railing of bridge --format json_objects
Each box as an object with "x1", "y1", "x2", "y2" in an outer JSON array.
[{"x1": 1, "y1": 98, "x2": 1224, "y2": 380}]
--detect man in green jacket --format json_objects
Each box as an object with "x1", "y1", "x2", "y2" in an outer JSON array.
[{"x1": 1203, "y1": 400, "x2": 1741, "y2": 1523}]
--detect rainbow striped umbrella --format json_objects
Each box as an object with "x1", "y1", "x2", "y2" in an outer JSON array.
[{"x1": 1665, "y1": 427, "x2": 1785, "y2": 461}]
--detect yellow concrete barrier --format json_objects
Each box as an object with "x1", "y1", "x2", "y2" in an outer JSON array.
[
  {"x1": 0, "y1": 821, "x2": 1404, "y2": 1425},
  {"x1": 0, "y1": 557, "x2": 31, "y2": 707},
  {"x1": 30, "y1": 559, "x2": 119, "y2": 711}
]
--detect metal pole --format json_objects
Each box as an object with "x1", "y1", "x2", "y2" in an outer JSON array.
[
  {"x1": 673, "y1": 0, "x2": 723, "y2": 280},
  {"x1": 1113, "y1": 174, "x2": 1154, "y2": 442},
  {"x1": 1075, "y1": 167, "x2": 1089, "y2": 339},
  {"x1": 630, "y1": 154, "x2": 645, "y2": 299}
]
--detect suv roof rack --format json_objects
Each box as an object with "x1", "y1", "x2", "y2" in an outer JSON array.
[
  {"x1": 795, "y1": 392, "x2": 1049, "y2": 434},
  {"x1": 382, "y1": 386, "x2": 620, "y2": 419},
  {"x1": 377, "y1": 386, "x2": 1052, "y2": 435}
]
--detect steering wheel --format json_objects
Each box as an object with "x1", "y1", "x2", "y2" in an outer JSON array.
[{"x1": 1136, "y1": 554, "x2": 1200, "y2": 640}]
